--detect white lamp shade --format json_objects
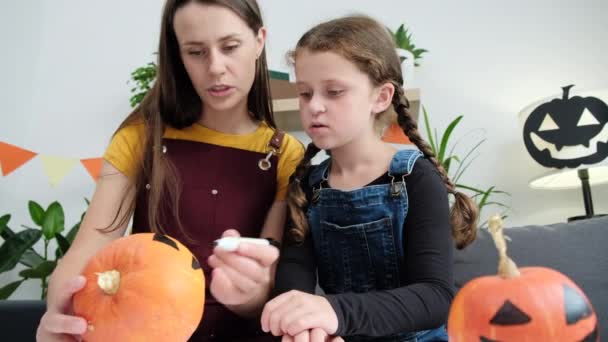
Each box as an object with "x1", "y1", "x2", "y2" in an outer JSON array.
[
  {"x1": 529, "y1": 164, "x2": 608, "y2": 190},
  {"x1": 518, "y1": 85, "x2": 608, "y2": 189}
]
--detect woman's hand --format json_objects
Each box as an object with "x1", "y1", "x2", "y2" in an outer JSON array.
[
  {"x1": 36, "y1": 276, "x2": 88, "y2": 342},
  {"x1": 208, "y1": 229, "x2": 280, "y2": 309},
  {"x1": 261, "y1": 290, "x2": 339, "y2": 337}
]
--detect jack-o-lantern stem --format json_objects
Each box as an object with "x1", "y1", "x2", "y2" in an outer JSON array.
[
  {"x1": 488, "y1": 215, "x2": 520, "y2": 279},
  {"x1": 95, "y1": 270, "x2": 120, "y2": 295},
  {"x1": 561, "y1": 84, "x2": 575, "y2": 100}
]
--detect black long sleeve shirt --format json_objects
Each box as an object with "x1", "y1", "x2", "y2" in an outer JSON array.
[{"x1": 274, "y1": 158, "x2": 455, "y2": 337}]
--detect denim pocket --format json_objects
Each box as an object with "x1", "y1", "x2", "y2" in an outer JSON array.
[{"x1": 317, "y1": 216, "x2": 400, "y2": 293}]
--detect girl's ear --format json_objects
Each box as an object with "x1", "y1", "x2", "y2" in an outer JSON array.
[
  {"x1": 372, "y1": 82, "x2": 395, "y2": 114},
  {"x1": 255, "y1": 27, "x2": 267, "y2": 58}
]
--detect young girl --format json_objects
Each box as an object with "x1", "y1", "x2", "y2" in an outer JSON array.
[
  {"x1": 261, "y1": 16, "x2": 478, "y2": 342},
  {"x1": 36, "y1": 1, "x2": 303, "y2": 341}
]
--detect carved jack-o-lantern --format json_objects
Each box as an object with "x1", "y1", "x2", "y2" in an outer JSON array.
[
  {"x1": 448, "y1": 216, "x2": 599, "y2": 341},
  {"x1": 522, "y1": 85, "x2": 608, "y2": 168}
]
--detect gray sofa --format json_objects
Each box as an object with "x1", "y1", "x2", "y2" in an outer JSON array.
[
  {"x1": 454, "y1": 215, "x2": 607, "y2": 338},
  {"x1": 2, "y1": 217, "x2": 605, "y2": 341}
]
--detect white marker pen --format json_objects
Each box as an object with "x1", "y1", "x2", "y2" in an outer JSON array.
[{"x1": 213, "y1": 237, "x2": 279, "y2": 252}]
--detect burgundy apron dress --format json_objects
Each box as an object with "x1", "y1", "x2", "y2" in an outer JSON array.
[{"x1": 132, "y1": 132, "x2": 284, "y2": 341}]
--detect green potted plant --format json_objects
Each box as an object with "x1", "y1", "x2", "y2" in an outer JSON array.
[
  {"x1": 128, "y1": 61, "x2": 157, "y2": 108},
  {"x1": 421, "y1": 107, "x2": 510, "y2": 227},
  {"x1": 388, "y1": 23, "x2": 429, "y2": 85},
  {"x1": 0, "y1": 199, "x2": 87, "y2": 299}
]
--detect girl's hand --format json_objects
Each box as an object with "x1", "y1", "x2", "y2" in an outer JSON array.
[
  {"x1": 261, "y1": 290, "x2": 339, "y2": 337},
  {"x1": 208, "y1": 229, "x2": 279, "y2": 306},
  {"x1": 36, "y1": 276, "x2": 88, "y2": 342},
  {"x1": 281, "y1": 329, "x2": 345, "y2": 342}
]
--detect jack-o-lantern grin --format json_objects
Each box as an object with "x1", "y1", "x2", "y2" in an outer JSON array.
[{"x1": 530, "y1": 122, "x2": 608, "y2": 160}]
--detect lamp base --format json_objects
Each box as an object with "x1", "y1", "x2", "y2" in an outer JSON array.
[{"x1": 567, "y1": 214, "x2": 607, "y2": 222}]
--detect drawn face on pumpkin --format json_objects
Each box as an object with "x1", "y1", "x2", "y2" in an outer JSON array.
[
  {"x1": 477, "y1": 283, "x2": 599, "y2": 342},
  {"x1": 523, "y1": 85, "x2": 608, "y2": 168},
  {"x1": 448, "y1": 268, "x2": 599, "y2": 342}
]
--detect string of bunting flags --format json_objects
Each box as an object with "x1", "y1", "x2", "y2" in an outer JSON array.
[{"x1": 0, "y1": 141, "x2": 103, "y2": 186}]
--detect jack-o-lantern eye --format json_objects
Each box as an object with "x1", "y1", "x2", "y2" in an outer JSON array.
[
  {"x1": 192, "y1": 256, "x2": 201, "y2": 270},
  {"x1": 490, "y1": 300, "x2": 531, "y2": 325},
  {"x1": 564, "y1": 284, "x2": 593, "y2": 324},
  {"x1": 153, "y1": 233, "x2": 179, "y2": 250},
  {"x1": 577, "y1": 108, "x2": 600, "y2": 127},
  {"x1": 538, "y1": 113, "x2": 559, "y2": 132},
  {"x1": 480, "y1": 337, "x2": 500, "y2": 342}
]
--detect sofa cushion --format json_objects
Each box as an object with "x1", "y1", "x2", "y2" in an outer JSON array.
[
  {"x1": 0, "y1": 300, "x2": 46, "y2": 341},
  {"x1": 454, "y1": 216, "x2": 607, "y2": 335}
]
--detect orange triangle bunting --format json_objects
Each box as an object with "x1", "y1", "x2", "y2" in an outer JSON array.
[
  {"x1": 81, "y1": 158, "x2": 104, "y2": 181},
  {"x1": 0, "y1": 142, "x2": 38, "y2": 176},
  {"x1": 381, "y1": 123, "x2": 411, "y2": 144}
]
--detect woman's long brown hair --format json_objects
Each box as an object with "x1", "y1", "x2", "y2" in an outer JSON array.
[
  {"x1": 287, "y1": 16, "x2": 478, "y2": 249},
  {"x1": 104, "y1": 0, "x2": 275, "y2": 240}
]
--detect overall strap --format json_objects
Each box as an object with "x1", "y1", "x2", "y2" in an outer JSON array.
[
  {"x1": 269, "y1": 130, "x2": 285, "y2": 151},
  {"x1": 308, "y1": 158, "x2": 331, "y2": 188},
  {"x1": 389, "y1": 149, "x2": 423, "y2": 177},
  {"x1": 258, "y1": 130, "x2": 285, "y2": 171}
]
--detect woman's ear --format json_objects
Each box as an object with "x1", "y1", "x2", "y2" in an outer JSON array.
[
  {"x1": 372, "y1": 82, "x2": 395, "y2": 114},
  {"x1": 255, "y1": 27, "x2": 267, "y2": 58}
]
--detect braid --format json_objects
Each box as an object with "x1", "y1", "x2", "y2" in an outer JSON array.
[
  {"x1": 287, "y1": 142, "x2": 321, "y2": 243},
  {"x1": 391, "y1": 85, "x2": 455, "y2": 193},
  {"x1": 391, "y1": 84, "x2": 479, "y2": 249}
]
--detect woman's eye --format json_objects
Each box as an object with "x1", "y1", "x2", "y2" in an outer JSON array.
[
  {"x1": 298, "y1": 92, "x2": 312, "y2": 99},
  {"x1": 223, "y1": 44, "x2": 239, "y2": 52},
  {"x1": 328, "y1": 90, "x2": 344, "y2": 97},
  {"x1": 188, "y1": 50, "x2": 205, "y2": 56}
]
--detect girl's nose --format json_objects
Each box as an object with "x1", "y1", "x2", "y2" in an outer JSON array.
[{"x1": 309, "y1": 96, "x2": 327, "y2": 115}]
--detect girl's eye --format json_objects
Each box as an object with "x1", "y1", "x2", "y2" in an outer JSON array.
[
  {"x1": 298, "y1": 92, "x2": 312, "y2": 99},
  {"x1": 328, "y1": 90, "x2": 344, "y2": 97}
]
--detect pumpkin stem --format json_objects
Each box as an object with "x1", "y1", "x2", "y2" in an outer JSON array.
[
  {"x1": 95, "y1": 270, "x2": 120, "y2": 295},
  {"x1": 488, "y1": 215, "x2": 520, "y2": 278},
  {"x1": 562, "y1": 84, "x2": 575, "y2": 100}
]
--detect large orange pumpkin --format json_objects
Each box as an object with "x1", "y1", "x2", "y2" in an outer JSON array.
[
  {"x1": 448, "y1": 216, "x2": 599, "y2": 342},
  {"x1": 73, "y1": 233, "x2": 205, "y2": 342}
]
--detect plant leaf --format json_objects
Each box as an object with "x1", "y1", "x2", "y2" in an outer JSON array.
[
  {"x1": 0, "y1": 214, "x2": 9, "y2": 236},
  {"x1": 455, "y1": 184, "x2": 487, "y2": 194},
  {"x1": 478, "y1": 186, "x2": 495, "y2": 209},
  {"x1": 0, "y1": 224, "x2": 43, "y2": 267},
  {"x1": 438, "y1": 115, "x2": 463, "y2": 163},
  {"x1": 452, "y1": 139, "x2": 485, "y2": 182},
  {"x1": 484, "y1": 202, "x2": 510, "y2": 208},
  {"x1": 20, "y1": 249, "x2": 45, "y2": 268},
  {"x1": 453, "y1": 155, "x2": 478, "y2": 184},
  {"x1": 55, "y1": 234, "x2": 71, "y2": 258},
  {"x1": 66, "y1": 223, "x2": 80, "y2": 244},
  {"x1": 0, "y1": 229, "x2": 43, "y2": 272},
  {"x1": 395, "y1": 25, "x2": 407, "y2": 48},
  {"x1": 19, "y1": 260, "x2": 56, "y2": 279},
  {"x1": 422, "y1": 107, "x2": 437, "y2": 153},
  {"x1": 0, "y1": 280, "x2": 25, "y2": 300},
  {"x1": 42, "y1": 202, "x2": 65, "y2": 240},
  {"x1": 28, "y1": 201, "x2": 45, "y2": 226},
  {"x1": 443, "y1": 156, "x2": 456, "y2": 174}
]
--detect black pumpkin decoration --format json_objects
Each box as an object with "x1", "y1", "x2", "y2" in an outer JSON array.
[{"x1": 523, "y1": 85, "x2": 608, "y2": 168}]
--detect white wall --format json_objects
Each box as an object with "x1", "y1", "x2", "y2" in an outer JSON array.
[{"x1": 1, "y1": 0, "x2": 606, "y2": 299}]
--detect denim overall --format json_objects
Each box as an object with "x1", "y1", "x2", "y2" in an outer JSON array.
[{"x1": 307, "y1": 149, "x2": 448, "y2": 342}]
